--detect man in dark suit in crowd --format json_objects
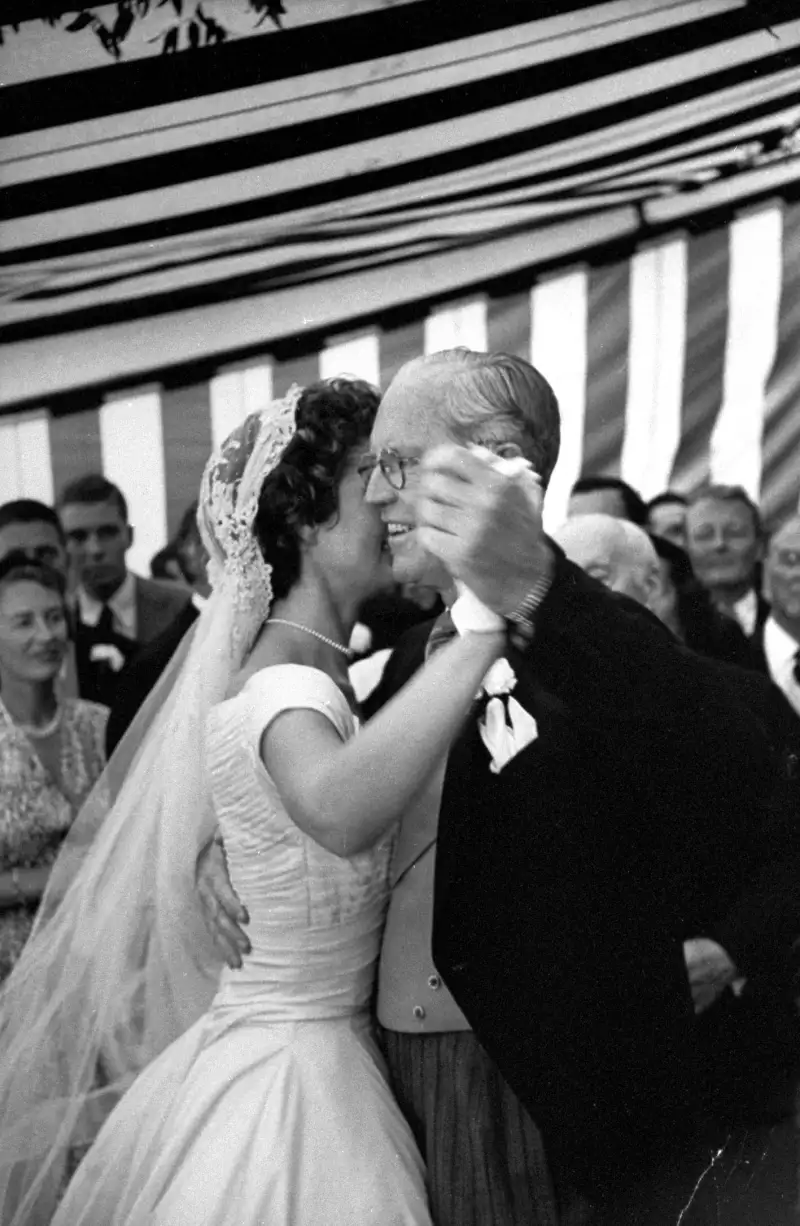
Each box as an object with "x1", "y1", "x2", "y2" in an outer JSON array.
[
  {"x1": 685, "y1": 485, "x2": 770, "y2": 659},
  {"x1": 58, "y1": 475, "x2": 190, "y2": 708},
  {"x1": 59, "y1": 474, "x2": 190, "y2": 647},
  {"x1": 199, "y1": 351, "x2": 798, "y2": 1224}
]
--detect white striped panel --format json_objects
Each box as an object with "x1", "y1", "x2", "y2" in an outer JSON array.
[
  {"x1": 319, "y1": 331, "x2": 381, "y2": 386},
  {"x1": 647, "y1": 156, "x2": 800, "y2": 226},
  {"x1": 0, "y1": 210, "x2": 638, "y2": 408},
  {"x1": 99, "y1": 389, "x2": 168, "y2": 577},
  {"x1": 0, "y1": 1, "x2": 742, "y2": 169},
  {"x1": 530, "y1": 270, "x2": 589, "y2": 533},
  {"x1": 0, "y1": 413, "x2": 54, "y2": 505},
  {"x1": 0, "y1": 422, "x2": 23, "y2": 502},
  {"x1": 12, "y1": 14, "x2": 793, "y2": 253},
  {"x1": 241, "y1": 364, "x2": 275, "y2": 417},
  {"x1": 14, "y1": 414, "x2": 55, "y2": 506},
  {"x1": 209, "y1": 364, "x2": 273, "y2": 450},
  {"x1": 424, "y1": 299, "x2": 488, "y2": 354},
  {"x1": 0, "y1": 199, "x2": 639, "y2": 328},
  {"x1": 0, "y1": 0, "x2": 432, "y2": 93},
  {"x1": 7, "y1": 66, "x2": 795, "y2": 301},
  {"x1": 621, "y1": 237, "x2": 687, "y2": 499},
  {"x1": 709, "y1": 204, "x2": 783, "y2": 500}
]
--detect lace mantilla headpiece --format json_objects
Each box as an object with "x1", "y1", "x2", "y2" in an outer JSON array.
[{"x1": 198, "y1": 385, "x2": 302, "y2": 651}]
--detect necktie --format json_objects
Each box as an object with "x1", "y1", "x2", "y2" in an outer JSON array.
[{"x1": 95, "y1": 603, "x2": 116, "y2": 641}]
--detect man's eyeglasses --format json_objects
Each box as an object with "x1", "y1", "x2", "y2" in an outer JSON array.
[{"x1": 357, "y1": 451, "x2": 421, "y2": 492}]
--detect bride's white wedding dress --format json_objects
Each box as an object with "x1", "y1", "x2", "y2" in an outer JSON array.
[{"x1": 53, "y1": 665, "x2": 431, "y2": 1226}]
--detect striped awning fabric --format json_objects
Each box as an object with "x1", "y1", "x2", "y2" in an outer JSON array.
[{"x1": 1, "y1": 0, "x2": 799, "y2": 572}]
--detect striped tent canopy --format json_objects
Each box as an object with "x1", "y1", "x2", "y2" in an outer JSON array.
[{"x1": 1, "y1": 0, "x2": 800, "y2": 574}]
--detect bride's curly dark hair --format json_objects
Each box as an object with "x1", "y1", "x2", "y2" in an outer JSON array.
[{"x1": 254, "y1": 377, "x2": 381, "y2": 601}]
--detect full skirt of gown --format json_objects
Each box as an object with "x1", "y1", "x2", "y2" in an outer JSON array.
[
  {"x1": 53, "y1": 666, "x2": 431, "y2": 1225},
  {"x1": 54, "y1": 1008, "x2": 429, "y2": 1225}
]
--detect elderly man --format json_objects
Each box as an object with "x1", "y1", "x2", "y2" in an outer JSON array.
[
  {"x1": 199, "y1": 351, "x2": 791, "y2": 1225},
  {"x1": 553, "y1": 513, "x2": 659, "y2": 607}
]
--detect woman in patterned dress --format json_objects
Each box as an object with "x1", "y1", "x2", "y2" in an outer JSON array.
[{"x1": 0, "y1": 552, "x2": 107, "y2": 980}]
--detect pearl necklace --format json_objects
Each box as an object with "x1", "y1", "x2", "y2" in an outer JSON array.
[
  {"x1": 266, "y1": 619, "x2": 353, "y2": 657},
  {"x1": 17, "y1": 705, "x2": 63, "y2": 739}
]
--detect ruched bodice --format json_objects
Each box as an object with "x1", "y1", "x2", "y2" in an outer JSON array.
[{"x1": 205, "y1": 666, "x2": 393, "y2": 1021}]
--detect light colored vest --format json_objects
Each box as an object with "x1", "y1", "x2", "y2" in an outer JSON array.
[{"x1": 377, "y1": 760, "x2": 470, "y2": 1033}]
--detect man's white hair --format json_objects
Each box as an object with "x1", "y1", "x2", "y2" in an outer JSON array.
[
  {"x1": 554, "y1": 514, "x2": 659, "y2": 584},
  {"x1": 398, "y1": 349, "x2": 561, "y2": 487}
]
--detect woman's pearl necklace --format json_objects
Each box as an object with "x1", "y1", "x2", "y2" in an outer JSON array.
[{"x1": 266, "y1": 619, "x2": 352, "y2": 657}]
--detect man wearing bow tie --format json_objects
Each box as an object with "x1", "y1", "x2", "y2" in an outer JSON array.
[{"x1": 200, "y1": 351, "x2": 796, "y2": 1224}]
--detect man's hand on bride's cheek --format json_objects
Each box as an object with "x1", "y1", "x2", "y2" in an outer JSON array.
[
  {"x1": 416, "y1": 443, "x2": 550, "y2": 615},
  {"x1": 195, "y1": 837, "x2": 251, "y2": 969}
]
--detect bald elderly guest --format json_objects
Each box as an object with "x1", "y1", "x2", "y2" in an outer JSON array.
[{"x1": 553, "y1": 514, "x2": 660, "y2": 608}]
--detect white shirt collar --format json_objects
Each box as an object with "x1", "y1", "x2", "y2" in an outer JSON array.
[
  {"x1": 78, "y1": 571, "x2": 137, "y2": 640},
  {"x1": 763, "y1": 616, "x2": 800, "y2": 714},
  {"x1": 731, "y1": 588, "x2": 759, "y2": 637}
]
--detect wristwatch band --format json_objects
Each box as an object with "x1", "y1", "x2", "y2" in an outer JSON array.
[{"x1": 506, "y1": 569, "x2": 552, "y2": 651}]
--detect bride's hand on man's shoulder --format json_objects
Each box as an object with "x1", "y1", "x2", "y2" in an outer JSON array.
[{"x1": 195, "y1": 836, "x2": 251, "y2": 969}]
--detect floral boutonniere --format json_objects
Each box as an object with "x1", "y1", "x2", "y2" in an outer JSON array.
[
  {"x1": 89, "y1": 643, "x2": 127, "y2": 673},
  {"x1": 478, "y1": 658, "x2": 538, "y2": 774}
]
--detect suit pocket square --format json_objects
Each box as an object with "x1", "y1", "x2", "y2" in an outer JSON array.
[{"x1": 479, "y1": 694, "x2": 538, "y2": 774}]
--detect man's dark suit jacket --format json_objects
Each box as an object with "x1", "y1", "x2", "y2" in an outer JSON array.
[
  {"x1": 73, "y1": 619, "x2": 138, "y2": 709},
  {"x1": 105, "y1": 600, "x2": 200, "y2": 757},
  {"x1": 134, "y1": 575, "x2": 192, "y2": 645},
  {"x1": 367, "y1": 551, "x2": 799, "y2": 1199}
]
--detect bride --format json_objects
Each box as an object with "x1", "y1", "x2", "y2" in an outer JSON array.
[{"x1": 0, "y1": 378, "x2": 504, "y2": 1226}]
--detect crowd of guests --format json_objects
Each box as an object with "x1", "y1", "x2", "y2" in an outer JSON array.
[
  {"x1": 566, "y1": 475, "x2": 800, "y2": 706},
  {"x1": 1, "y1": 470, "x2": 799, "y2": 982}
]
